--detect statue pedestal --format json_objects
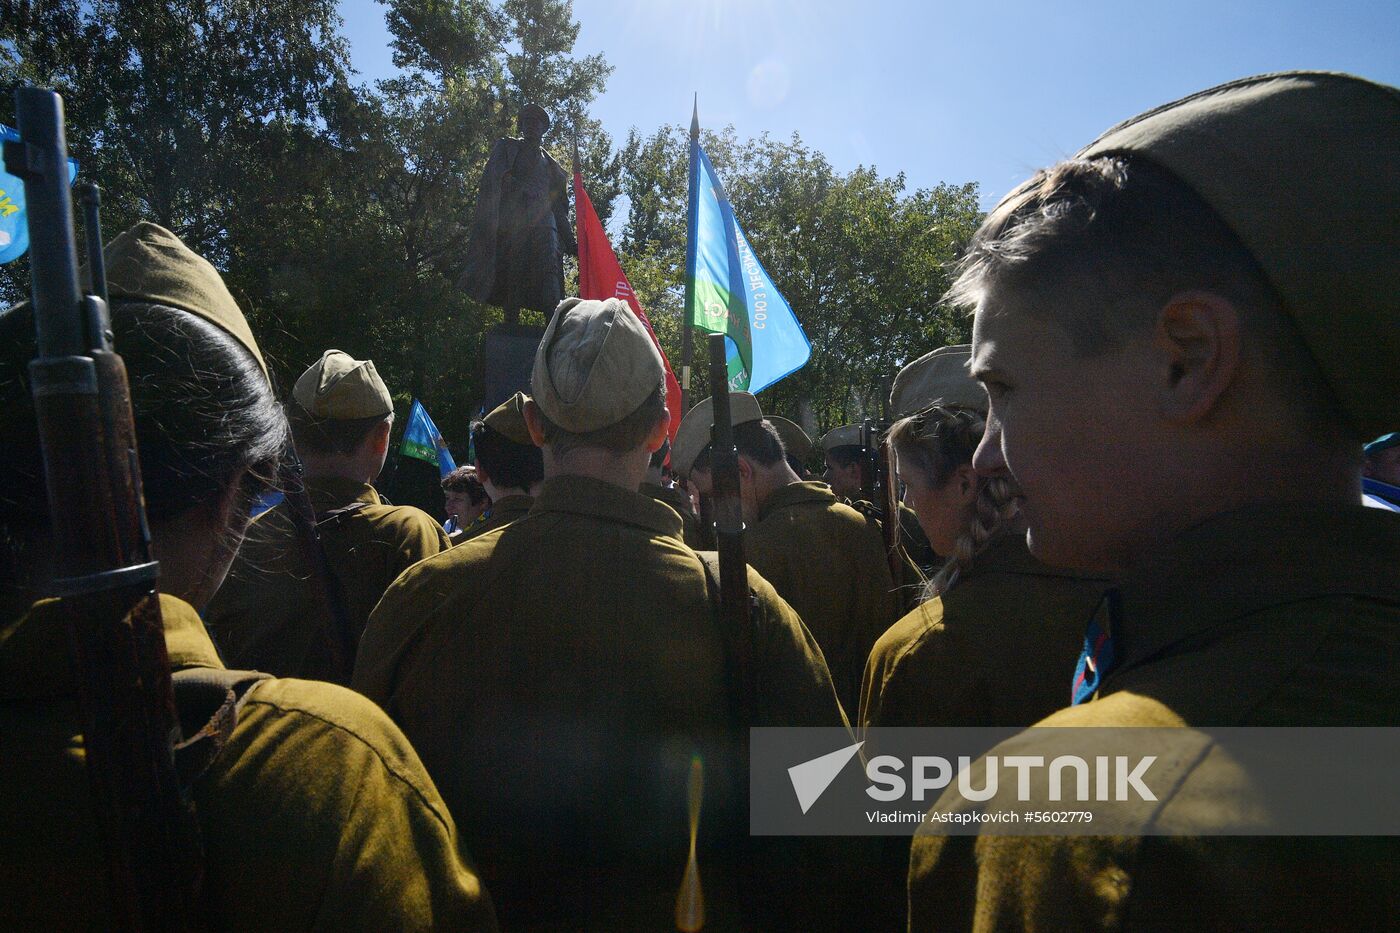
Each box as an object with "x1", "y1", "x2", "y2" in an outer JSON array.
[{"x1": 480, "y1": 322, "x2": 546, "y2": 414}]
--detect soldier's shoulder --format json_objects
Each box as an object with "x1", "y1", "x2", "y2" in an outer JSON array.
[
  {"x1": 229, "y1": 676, "x2": 446, "y2": 808},
  {"x1": 869, "y1": 600, "x2": 945, "y2": 668}
]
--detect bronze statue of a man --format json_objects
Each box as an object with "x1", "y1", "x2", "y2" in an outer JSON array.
[{"x1": 459, "y1": 104, "x2": 577, "y2": 325}]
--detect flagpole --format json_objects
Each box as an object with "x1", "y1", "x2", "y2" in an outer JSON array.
[{"x1": 681, "y1": 93, "x2": 699, "y2": 414}]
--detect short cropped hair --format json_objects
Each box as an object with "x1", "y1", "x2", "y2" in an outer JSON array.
[
  {"x1": 691, "y1": 419, "x2": 786, "y2": 473},
  {"x1": 947, "y1": 155, "x2": 1344, "y2": 430},
  {"x1": 537, "y1": 382, "x2": 667, "y2": 459},
  {"x1": 470, "y1": 421, "x2": 544, "y2": 493},
  {"x1": 288, "y1": 406, "x2": 391, "y2": 457}
]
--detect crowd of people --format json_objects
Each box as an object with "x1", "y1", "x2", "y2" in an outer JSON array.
[{"x1": 1, "y1": 70, "x2": 1397, "y2": 930}]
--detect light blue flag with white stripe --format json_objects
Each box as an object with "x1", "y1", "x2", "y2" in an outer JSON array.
[
  {"x1": 400, "y1": 399, "x2": 457, "y2": 478},
  {"x1": 686, "y1": 104, "x2": 810, "y2": 393},
  {"x1": 0, "y1": 123, "x2": 79, "y2": 264}
]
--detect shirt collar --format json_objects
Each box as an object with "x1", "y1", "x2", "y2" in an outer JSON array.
[
  {"x1": 489, "y1": 493, "x2": 535, "y2": 514},
  {"x1": 1109, "y1": 503, "x2": 1400, "y2": 676},
  {"x1": 533, "y1": 474, "x2": 684, "y2": 540},
  {"x1": 305, "y1": 476, "x2": 381, "y2": 512},
  {"x1": 962, "y1": 532, "x2": 1111, "y2": 583},
  {"x1": 757, "y1": 480, "x2": 836, "y2": 523},
  {"x1": 0, "y1": 592, "x2": 224, "y2": 701}
]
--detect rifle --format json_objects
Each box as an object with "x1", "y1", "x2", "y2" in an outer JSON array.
[
  {"x1": 707, "y1": 334, "x2": 753, "y2": 724},
  {"x1": 862, "y1": 418, "x2": 904, "y2": 585},
  {"x1": 5, "y1": 88, "x2": 202, "y2": 929}
]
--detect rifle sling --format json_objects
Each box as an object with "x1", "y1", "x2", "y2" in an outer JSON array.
[{"x1": 171, "y1": 668, "x2": 270, "y2": 789}]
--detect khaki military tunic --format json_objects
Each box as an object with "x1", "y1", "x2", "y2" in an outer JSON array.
[
  {"x1": 457, "y1": 493, "x2": 534, "y2": 544},
  {"x1": 640, "y1": 480, "x2": 705, "y2": 549},
  {"x1": 909, "y1": 505, "x2": 1400, "y2": 932},
  {"x1": 354, "y1": 474, "x2": 849, "y2": 931},
  {"x1": 860, "y1": 533, "x2": 1110, "y2": 740},
  {"x1": 744, "y1": 480, "x2": 901, "y2": 716},
  {"x1": 206, "y1": 476, "x2": 449, "y2": 682},
  {"x1": 0, "y1": 592, "x2": 496, "y2": 931}
]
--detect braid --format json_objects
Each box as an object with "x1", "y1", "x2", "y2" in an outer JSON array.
[{"x1": 889, "y1": 404, "x2": 1019, "y2": 602}]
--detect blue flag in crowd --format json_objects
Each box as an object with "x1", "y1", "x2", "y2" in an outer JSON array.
[
  {"x1": 686, "y1": 104, "x2": 810, "y2": 393},
  {"x1": 400, "y1": 399, "x2": 457, "y2": 478},
  {"x1": 0, "y1": 123, "x2": 79, "y2": 265}
]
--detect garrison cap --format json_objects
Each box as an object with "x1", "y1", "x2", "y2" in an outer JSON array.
[
  {"x1": 767, "y1": 416, "x2": 813, "y2": 462},
  {"x1": 1076, "y1": 71, "x2": 1400, "y2": 440},
  {"x1": 671, "y1": 392, "x2": 764, "y2": 477},
  {"x1": 102, "y1": 222, "x2": 269, "y2": 382},
  {"x1": 292, "y1": 350, "x2": 393, "y2": 420},
  {"x1": 531, "y1": 297, "x2": 664, "y2": 434},
  {"x1": 483, "y1": 391, "x2": 534, "y2": 445},
  {"x1": 890, "y1": 345, "x2": 986, "y2": 415},
  {"x1": 821, "y1": 424, "x2": 866, "y2": 453}
]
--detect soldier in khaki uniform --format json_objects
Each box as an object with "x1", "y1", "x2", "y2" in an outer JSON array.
[
  {"x1": 0, "y1": 222, "x2": 495, "y2": 930},
  {"x1": 458, "y1": 392, "x2": 543, "y2": 543},
  {"x1": 908, "y1": 72, "x2": 1400, "y2": 931},
  {"x1": 205, "y1": 350, "x2": 449, "y2": 683},
  {"x1": 354, "y1": 297, "x2": 848, "y2": 931},
  {"x1": 673, "y1": 393, "x2": 901, "y2": 716},
  {"x1": 639, "y1": 440, "x2": 705, "y2": 549}
]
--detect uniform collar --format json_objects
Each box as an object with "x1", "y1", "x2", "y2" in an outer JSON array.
[
  {"x1": 962, "y1": 532, "x2": 1109, "y2": 583},
  {"x1": 488, "y1": 493, "x2": 534, "y2": 515},
  {"x1": 1109, "y1": 503, "x2": 1400, "y2": 678},
  {"x1": 757, "y1": 480, "x2": 836, "y2": 523},
  {"x1": 533, "y1": 474, "x2": 685, "y2": 540},
  {"x1": 0, "y1": 592, "x2": 224, "y2": 701},
  {"x1": 305, "y1": 476, "x2": 381, "y2": 512}
]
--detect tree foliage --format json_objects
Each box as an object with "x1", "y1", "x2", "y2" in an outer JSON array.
[{"x1": 2, "y1": 0, "x2": 980, "y2": 472}]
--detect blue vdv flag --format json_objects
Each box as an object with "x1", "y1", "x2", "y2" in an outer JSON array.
[
  {"x1": 400, "y1": 399, "x2": 457, "y2": 478},
  {"x1": 686, "y1": 105, "x2": 810, "y2": 393},
  {"x1": 0, "y1": 123, "x2": 79, "y2": 265}
]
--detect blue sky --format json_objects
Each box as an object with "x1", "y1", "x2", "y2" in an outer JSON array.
[{"x1": 340, "y1": 0, "x2": 1399, "y2": 209}]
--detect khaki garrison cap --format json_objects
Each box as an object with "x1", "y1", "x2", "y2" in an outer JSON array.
[
  {"x1": 821, "y1": 424, "x2": 865, "y2": 453},
  {"x1": 671, "y1": 392, "x2": 764, "y2": 477},
  {"x1": 102, "y1": 222, "x2": 269, "y2": 382},
  {"x1": 532, "y1": 297, "x2": 664, "y2": 433},
  {"x1": 767, "y1": 416, "x2": 813, "y2": 462},
  {"x1": 483, "y1": 392, "x2": 534, "y2": 446},
  {"x1": 1076, "y1": 71, "x2": 1400, "y2": 440},
  {"x1": 890, "y1": 345, "x2": 986, "y2": 416},
  {"x1": 293, "y1": 350, "x2": 393, "y2": 420}
]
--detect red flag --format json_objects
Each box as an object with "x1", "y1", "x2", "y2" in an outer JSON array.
[{"x1": 574, "y1": 171, "x2": 684, "y2": 445}]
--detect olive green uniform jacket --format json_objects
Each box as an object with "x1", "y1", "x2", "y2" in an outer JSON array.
[
  {"x1": 0, "y1": 592, "x2": 496, "y2": 931},
  {"x1": 860, "y1": 533, "x2": 1110, "y2": 741},
  {"x1": 745, "y1": 481, "x2": 902, "y2": 716},
  {"x1": 855, "y1": 533, "x2": 1109, "y2": 932},
  {"x1": 354, "y1": 474, "x2": 850, "y2": 932},
  {"x1": 206, "y1": 477, "x2": 449, "y2": 683},
  {"x1": 640, "y1": 480, "x2": 705, "y2": 549},
  {"x1": 456, "y1": 493, "x2": 534, "y2": 544},
  {"x1": 909, "y1": 505, "x2": 1400, "y2": 932}
]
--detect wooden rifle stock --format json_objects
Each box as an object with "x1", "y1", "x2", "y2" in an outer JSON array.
[
  {"x1": 6, "y1": 88, "x2": 202, "y2": 930},
  {"x1": 707, "y1": 334, "x2": 753, "y2": 724},
  {"x1": 864, "y1": 419, "x2": 903, "y2": 585}
]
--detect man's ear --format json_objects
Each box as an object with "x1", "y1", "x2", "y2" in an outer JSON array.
[
  {"x1": 524, "y1": 399, "x2": 547, "y2": 447},
  {"x1": 644, "y1": 408, "x2": 671, "y2": 453},
  {"x1": 371, "y1": 418, "x2": 392, "y2": 456},
  {"x1": 736, "y1": 455, "x2": 755, "y2": 483},
  {"x1": 1153, "y1": 291, "x2": 1242, "y2": 424}
]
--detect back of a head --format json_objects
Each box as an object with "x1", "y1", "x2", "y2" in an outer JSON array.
[
  {"x1": 287, "y1": 350, "x2": 394, "y2": 457},
  {"x1": 530, "y1": 297, "x2": 667, "y2": 458},
  {"x1": 0, "y1": 223, "x2": 286, "y2": 585}
]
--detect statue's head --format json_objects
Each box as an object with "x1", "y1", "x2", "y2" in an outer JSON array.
[{"x1": 518, "y1": 104, "x2": 550, "y2": 141}]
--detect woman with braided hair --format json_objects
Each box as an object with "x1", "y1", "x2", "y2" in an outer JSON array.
[{"x1": 853, "y1": 399, "x2": 1113, "y2": 931}]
